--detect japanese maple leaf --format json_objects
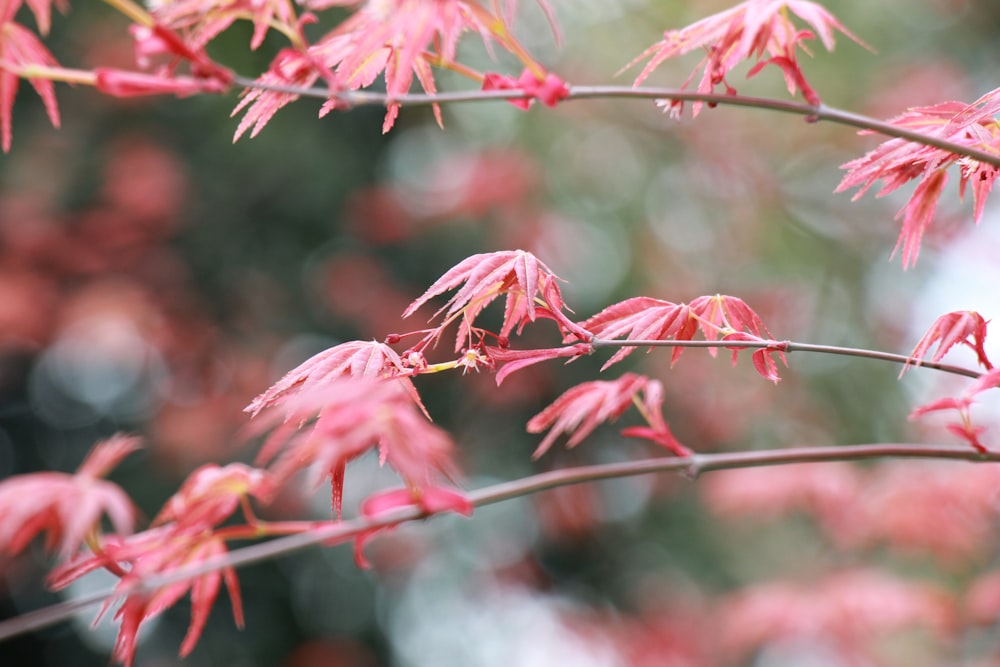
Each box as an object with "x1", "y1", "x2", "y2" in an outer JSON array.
[
  {"x1": 619, "y1": 377, "x2": 690, "y2": 456},
  {"x1": 151, "y1": 0, "x2": 296, "y2": 51},
  {"x1": 272, "y1": 0, "x2": 505, "y2": 133},
  {"x1": 245, "y1": 339, "x2": 411, "y2": 416},
  {"x1": 902, "y1": 310, "x2": 993, "y2": 375},
  {"x1": 153, "y1": 463, "x2": 273, "y2": 530},
  {"x1": 0, "y1": 18, "x2": 61, "y2": 152},
  {"x1": 50, "y1": 526, "x2": 244, "y2": 667},
  {"x1": 910, "y1": 367, "x2": 1000, "y2": 452},
  {"x1": 233, "y1": 47, "x2": 329, "y2": 141},
  {"x1": 580, "y1": 293, "x2": 784, "y2": 381},
  {"x1": 487, "y1": 342, "x2": 594, "y2": 385},
  {"x1": 579, "y1": 297, "x2": 695, "y2": 368},
  {"x1": 0, "y1": 434, "x2": 139, "y2": 559},
  {"x1": 404, "y1": 250, "x2": 586, "y2": 353},
  {"x1": 251, "y1": 376, "x2": 457, "y2": 518},
  {"x1": 620, "y1": 0, "x2": 867, "y2": 117},
  {"x1": 527, "y1": 373, "x2": 684, "y2": 459},
  {"x1": 837, "y1": 92, "x2": 1000, "y2": 267},
  {"x1": 11, "y1": 0, "x2": 67, "y2": 35}
]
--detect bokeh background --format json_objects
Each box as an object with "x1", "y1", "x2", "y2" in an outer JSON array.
[{"x1": 4, "y1": 1, "x2": 1000, "y2": 665}]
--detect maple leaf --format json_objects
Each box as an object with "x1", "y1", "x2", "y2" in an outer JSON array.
[
  {"x1": 233, "y1": 48, "x2": 328, "y2": 141},
  {"x1": 619, "y1": 378, "x2": 690, "y2": 456},
  {"x1": 903, "y1": 310, "x2": 993, "y2": 375},
  {"x1": 153, "y1": 463, "x2": 273, "y2": 529},
  {"x1": 527, "y1": 373, "x2": 688, "y2": 459},
  {"x1": 49, "y1": 526, "x2": 244, "y2": 667},
  {"x1": 0, "y1": 434, "x2": 139, "y2": 559},
  {"x1": 487, "y1": 342, "x2": 593, "y2": 385},
  {"x1": 245, "y1": 339, "x2": 411, "y2": 417},
  {"x1": 403, "y1": 250, "x2": 586, "y2": 353},
  {"x1": 12, "y1": 0, "x2": 67, "y2": 35},
  {"x1": 250, "y1": 376, "x2": 457, "y2": 518},
  {"x1": 837, "y1": 92, "x2": 1000, "y2": 267},
  {"x1": 578, "y1": 297, "x2": 695, "y2": 368},
  {"x1": 275, "y1": 0, "x2": 512, "y2": 133},
  {"x1": 620, "y1": 0, "x2": 867, "y2": 117},
  {"x1": 151, "y1": 0, "x2": 296, "y2": 51},
  {"x1": 580, "y1": 293, "x2": 784, "y2": 380},
  {"x1": 691, "y1": 294, "x2": 786, "y2": 382},
  {"x1": 0, "y1": 18, "x2": 61, "y2": 152},
  {"x1": 910, "y1": 367, "x2": 1000, "y2": 452}
]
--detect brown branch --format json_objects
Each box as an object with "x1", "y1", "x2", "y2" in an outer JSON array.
[
  {"x1": 229, "y1": 76, "x2": 1000, "y2": 169},
  {"x1": 589, "y1": 337, "x2": 984, "y2": 379},
  {"x1": 2, "y1": 442, "x2": 997, "y2": 643}
]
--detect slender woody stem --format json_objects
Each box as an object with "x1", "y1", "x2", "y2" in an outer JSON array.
[
  {"x1": 589, "y1": 337, "x2": 984, "y2": 379},
  {"x1": 2, "y1": 443, "x2": 997, "y2": 643},
  {"x1": 229, "y1": 77, "x2": 1000, "y2": 168}
]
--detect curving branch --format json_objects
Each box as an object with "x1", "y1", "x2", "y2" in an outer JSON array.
[
  {"x1": 230, "y1": 76, "x2": 1000, "y2": 169},
  {"x1": 589, "y1": 337, "x2": 985, "y2": 380},
  {"x1": 2, "y1": 442, "x2": 998, "y2": 643}
]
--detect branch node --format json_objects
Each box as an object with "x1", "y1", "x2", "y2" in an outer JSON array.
[{"x1": 682, "y1": 455, "x2": 704, "y2": 480}]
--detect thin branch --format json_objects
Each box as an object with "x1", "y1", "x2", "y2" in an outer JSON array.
[
  {"x1": 2, "y1": 442, "x2": 997, "y2": 643},
  {"x1": 229, "y1": 76, "x2": 1000, "y2": 168},
  {"x1": 589, "y1": 337, "x2": 984, "y2": 379}
]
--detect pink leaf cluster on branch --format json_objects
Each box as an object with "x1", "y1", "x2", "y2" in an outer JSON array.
[
  {"x1": 0, "y1": 5, "x2": 61, "y2": 151},
  {"x1": 583, "y1": 294, "x2": 787, "y2": 382},
  {"x1": 0, "y1": 435, "x2": 139, "y2": 559},
  {"x1": 527, "y1": 373, "x2": 689, "y2": 459},
  {"x1": 621, "y1": 0, "x2": 868, "y2": 117},
  {"x1": 904, "y1": 311, "x2": 996, "y2": 451},
  {"x1": 910, "y1": 368, "x2": 1000, "y2": 453},
  {"x1": 233, "y1": 0, "x2": 560, "y2": 135},
  {"x1": 903, "y1": 310, "x2": 993, "y2": 375},
  {"x1": 838, "y1": 93, "x2": 1000, "y2": 267},
  {"x1": 45, "y1": 461, "x2": 279, "y2": 667},
  {"x1": 250, "y1": 375, "x2": 460, "y2": 518}
]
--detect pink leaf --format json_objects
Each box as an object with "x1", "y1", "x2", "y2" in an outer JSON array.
[
  {"x1": 904, "y1": 310, "x2": 993, "y2": 375},
  {"x1": 527, "y1": 373, "x2": 650, "y2": 458},
  {"x1": 488, "y1": 342, "x2": 593, "y2": 385},
  {"x1": 404, "y1": 250, "x2": 576, "y2": 351}
]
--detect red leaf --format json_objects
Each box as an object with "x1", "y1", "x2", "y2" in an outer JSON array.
[
  {"x1": 582, "y1": 294, "x2": 777, "y2": 374},
  {"x1": 580, "y1": 297, "x2": 693, "y2": 368},
  {"x1": 488, "y1": 342, "x2": 592, "y2": 385},
  {"x1": 903, "y1": 310, "x2": 993, "y2": 375},
  {"x1": 527, "y1": 373, "x2": 650, "y2": 458},
  {"x1": 404, "y1": 250, "x2": 580, "y2": 351},
  {"x1": 0, "y1": 20, "x2": 61, "y2": 152},
  {"x1": 837, "y1": 91, "x2": 1000, "y2": 266},
  {"x1": 0, "y1": 435, "x2": 139, "y2": 559},
  {"x1": 245, "y1": 339, "x2": 412, "y2": 417},
  {"x1": 619, "y1": 0, "x2": 866, "y2": 117},
  {"x1": 250, "y1": 377, "x2": 457, "y2": 519}
]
